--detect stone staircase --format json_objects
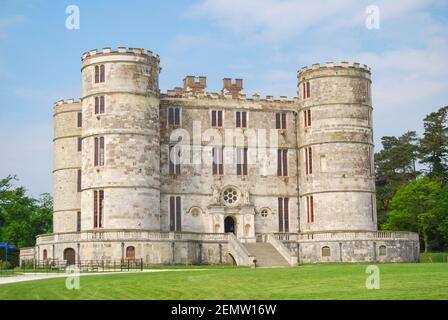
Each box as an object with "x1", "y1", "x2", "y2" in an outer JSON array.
[{"x1": 243, "y1": 243, "x2": 290, "y2": 267}]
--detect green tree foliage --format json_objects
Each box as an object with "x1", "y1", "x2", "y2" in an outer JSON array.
[
  {"x1": 419, "y1": 106, "x2": 448, "y2": 182},
  {"x1": 377, "y1": 106, "x2": 448, "y2": 252},
  {"x1": 374, "y1": 131, "x2": 419, "y2": 225},
  {"x1": 0, "y1": 175, "x2": 53, "y2": 248},
  {"x1": 381, "y1": 177, "x2": 441, "y2": 252}
]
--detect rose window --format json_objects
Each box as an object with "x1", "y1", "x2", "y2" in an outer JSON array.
[{"x1": 222, "y1": 187, "x2": 239, "y2": 206}]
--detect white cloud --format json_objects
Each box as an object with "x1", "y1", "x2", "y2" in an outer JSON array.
[
  {"x1": 0, "y1": 15, "x2": 25, "y2": 39},
  {"x1": 188, "y1": 0, "x2": 438, "y2": 42}
]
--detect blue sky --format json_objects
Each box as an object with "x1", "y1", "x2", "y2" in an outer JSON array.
[{"x1": 0, "y1": 0, "x2": 447, "y2": 196}]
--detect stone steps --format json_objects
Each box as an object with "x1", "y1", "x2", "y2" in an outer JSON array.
[{"x1": 243, "y1": 243, "x2": 290, "y2": 267}]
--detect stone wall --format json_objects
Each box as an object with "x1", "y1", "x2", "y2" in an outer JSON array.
[
  {"x1": 80, "y1": 48, "x2": 161, "y2": 232},
  {"x1": 298, "y1": 62, "x2": 376, "y2": 233},
  {"x1": 53, "y1": 100, "x2": 82, "y2": 233}
]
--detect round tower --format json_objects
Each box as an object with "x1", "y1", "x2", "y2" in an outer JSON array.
[
  {"x1": 53, "y1": 99, "x2": 82, "y2": 233},
  {"x1": 298, "y1": 61, "x2": 376, "y2": 233},
  {"x1": 80, "y1": 47, "x2": 161, "y2": 231}
]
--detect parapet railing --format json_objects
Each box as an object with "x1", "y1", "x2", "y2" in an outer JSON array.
[
  {"x1": 36, "y1": 230, "x2": 229, "y2": 245},
  {"x1": 264, "y1": 234, "x2": 298, "y2": 266},
  {"x1": 298, "y1": 230, "x2": 419, "y2": 241},
  {"x1": 227, "y1": 233, "x2": 255, "y2": 267}
]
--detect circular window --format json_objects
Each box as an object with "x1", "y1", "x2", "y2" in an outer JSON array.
[
  {"x1": 222, "y1": 187, "x2": 240, "y2": 206},
  {"x1": 189, "y1": 207, "x2": 202, "y2": 217},
  {"x1": 258, "y1": 207, "x2": 271, "y2": 218}
]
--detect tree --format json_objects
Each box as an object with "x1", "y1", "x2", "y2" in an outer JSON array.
[
  {"x1": 0, "y1": 175, "x2": 53, "y2": 247},
  {"x1": 375, "y1": 131, "x2": 420, "y2": 225},
  {"x1": 381, "y1": 177, "x2": 441, "y2": 252},
  {"x1": 419, "y1": 106, "x2": 448, "y2": 182}
]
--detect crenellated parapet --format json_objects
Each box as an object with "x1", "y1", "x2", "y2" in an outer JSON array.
[
  {"x1": 298, "y1": 61, "x2": 371, "y2": 77},
  {"x1": 53, "y1": 98, "x2": 81, "y2": 115},
  {"x1": 163, "y1": 90, "x2": 296, "y2": 104},
  {"x1": 81, "y1": 46, "x2": 160, "y2": 63}
]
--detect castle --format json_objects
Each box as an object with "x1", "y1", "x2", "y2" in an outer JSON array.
[{"x1": 20, "y1": 47, "x2": 419, "y2": 266}]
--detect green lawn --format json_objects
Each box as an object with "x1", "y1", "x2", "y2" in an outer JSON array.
[{"x1": 0, "y1": 263, "x2": 447, "y2": 300}]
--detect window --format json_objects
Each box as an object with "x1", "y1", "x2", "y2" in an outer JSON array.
[
  {"x1": 76, "y1": 211, "x2": 81, "y2": 232},
  {"x1": 236, "y1": 147, "x2": 248, "y2": 176},
  {"x1": 276, "y1": 113, "x2": 287, "y2": 129},
  {"x1": 304, "y1": 109, "x2": 311, "y2": 127},
  {"x1": 93, "y1": 191, "x2": 103, "y2": 229},
  {"x1": 77, "y1": 137, "x2": 82, "y2": 152},
  {"x1": 43, "y1": 249, "x2": 48, "y2": 260},
  {"x1": 306, "y1": 195, "x2": 314, "y2": 223},
  {"x1": 222, "y1": 187, "x2": 239, "y2": 206},
  {"x1": 278, "y1": 197, "x2": 289, "y2": 232},
  {"x1": 303, "y1": 81, "x2": 311, "y2": 99},
  {"x1": 169, "y1": 196, "x2": 182, "y2": 231},
  {"x1": 94, "y1": 64, "x2": 105, "y2": 83},
  {"x1": 126, "y1": 246, "x2": 136, "y2": 260},
  {"x1": 259, "y1": 207, "x2": 271, "y2": 218},
  {"x1": 322, "y1": 246, "x2": 331, "y2": 257},
  {"x1": 212, "y1": 146, "x2": 224, "y2": 176},
  {"x1": 94, "y1": 96, "x2": 105, "y2": 114},
  {"x1": 277, "y1": 149, "x2": 288, "y2": 176},
  {"x1": 211, "y1": 110, "x2": 223, "y2": 127},
  {"x1": 236, "y1": 111, "x2": 247, "y2": 128},
  {"x1": 169, "y1": 145, "x2": 181, "y2": 175},
  {"x1": 379, "y1": 245, "x2": 387, "y2": 257},
  {"x1": 371, "y1": 194, "x2": 376, "y2": 222},
  {"x1": 94, "y1": 137, "x2": 105, "y2": 166},
  {"x1": 304, "y1": 147, "x2": 313, "y2": 175},
  {"x1": 168, "y1": 107, "x2": 181, "y2": 125},
  {"x1": 93, "y1": 190, "x2": 104, "y2": 228},
  {"x1": 77, "y1": 169, "x2": 81, "y2": 193},
  {"x1": 77, "y1": 112, "x2": 82, "y2": 128},
  {"x1": 365, "y1": 80, "x2": 371, "y2": 102}
]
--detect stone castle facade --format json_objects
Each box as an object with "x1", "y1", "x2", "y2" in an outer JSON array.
[{"x1": 20, "y1": 47, "x2": 419, "y2": 266}]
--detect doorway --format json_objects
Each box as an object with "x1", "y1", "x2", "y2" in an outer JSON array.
[
  {"x1": 224, "y1": 216, "x2": 236, "y2": 235},
  {"x1": 63, "y1": 248, "x2": 76, "y2": 265}
]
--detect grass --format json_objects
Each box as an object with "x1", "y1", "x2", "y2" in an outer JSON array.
[
  {"x1": 420, "y1": 252, "x2": 448, "y2": 263},
  {"x1": 0, "y1": 263, "x2": 447, "y2": 300}
]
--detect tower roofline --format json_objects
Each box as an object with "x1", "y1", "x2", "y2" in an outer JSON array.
[
  {"x1": 297, "y1": 61, "x2": 371, "y2": 76},
  {"x1": 81, "y1": 47, "x2": 160, "y2": 62}
]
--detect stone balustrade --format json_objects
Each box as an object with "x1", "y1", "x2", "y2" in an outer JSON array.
[
  {"x1": 298, "y1": 230, "x2": 419, "y2": 241},
  {"x1": 36, "y1": 230, "x2": 229, "y2": 245}
]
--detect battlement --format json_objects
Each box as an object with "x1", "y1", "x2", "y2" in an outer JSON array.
[
  {"x1": 298, "y1": 61, "x2": 370, "y2": 76},
  {"x1": 81, "y1": 47, "x2": 160, "y2": 62},
  {"x1": 54, "y1": 98, "x2": 81, "y2": 106},
  {"x1": 165, "y1": 77, "x2": 293, "y2": 102},
  {"x1": 163, "y1": 89, "x2": 295, "y2": 104}
]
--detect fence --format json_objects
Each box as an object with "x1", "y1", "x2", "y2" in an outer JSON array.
[{"x1": 0, "y1": 259, "x2": 144, "y2": 275}]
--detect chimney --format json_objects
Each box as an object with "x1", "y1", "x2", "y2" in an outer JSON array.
[
  {"x1": 222, "y1": 78, "x2": 243, "y2": 98},
  {"x1": 183, "y1": 75, "x2": 206, "y2": 94}
]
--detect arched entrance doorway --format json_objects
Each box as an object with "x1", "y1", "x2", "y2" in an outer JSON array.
[
  {"x1": 63, "y1": 248, "x2": 76, "y2": 265},
  {"x1": 224, "y1": 216, "x2": 235, "y2": 235},
  {"x1": 126, "y1": 246, "x2": 135, "y2": 260}
]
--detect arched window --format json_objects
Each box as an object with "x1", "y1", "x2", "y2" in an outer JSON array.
[
  {"x1": 43, "y1": 249, "x2": 48, "y2": 260},
  {"x1": 379, "y1": 245, "x2": 387, "y2": 257},
  {"x1": 126, "y1": 246, "x2": 135, "y2": 260},
  {"x1": 322, "y1": 246, "x2": 331, "y2": 257}
]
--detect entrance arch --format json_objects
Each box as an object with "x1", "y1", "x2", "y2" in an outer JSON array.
[
  {"x1": 224, "y1": 216, "x2": 236, "y2": 235},
  {"x1": 63, "y1": 248, "x2": 76, "y2": 265}
]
